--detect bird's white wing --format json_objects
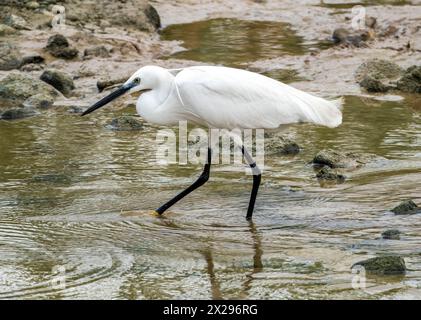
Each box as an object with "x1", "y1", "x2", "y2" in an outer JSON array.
[{"x1": 174, "y1": 66, "x2": 342, "y2": 129}]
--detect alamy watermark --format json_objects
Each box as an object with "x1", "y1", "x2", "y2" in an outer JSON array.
[
  {"x1": 351, "y1": 5, "x2": 367, "y2": 31},
  {"x1": 155, "y1": 121, "x2": 265, "y2": 174},
  {"x1": 50, "y1": 265, "x2": 66, "y2": 290},
  {"x1": 51, "y1": 5, "x2": 66, "y2": 30}
]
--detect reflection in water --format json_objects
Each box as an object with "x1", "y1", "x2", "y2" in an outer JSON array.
[
  {"x1": 202, "y1": 248, "x2": 222, "y2": 300},
  {"x1": 0, "y1": 95, "x2": 421, "y2": 299},
  {"x1": 242, "y1": 222, "x2": 263, "y2": 296},
  {"x1": 1, "y1": 7, "x2": 421, "y2": 297},
  {"x1": 160, "y1": 18, "x2": 309, "y2": 67},
  {"x1": 202, "y1": 221, "x2": 264, "y2": 299}
]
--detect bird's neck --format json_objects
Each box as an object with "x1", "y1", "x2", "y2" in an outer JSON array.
[
  {"x1": 150, "y1": 71, "x2": 174, "y2": 106},
  {"x1": 136, "y1": 71, "x2": 177, "y2": 124}
]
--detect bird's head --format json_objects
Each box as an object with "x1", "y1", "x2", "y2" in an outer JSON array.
[{"x1": 81, "y1": 65, "x2": 165, "y2": 116}]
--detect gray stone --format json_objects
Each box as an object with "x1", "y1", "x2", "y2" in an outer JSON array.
[
  {"x1": 45, "y1": 34, "x2": 78, "y2": 59},
  {"x1": 0, "y1": 42, "x2": 23, "y2": 71},
  {"x1": 265, "y1": 133, "x2": 300, "y2": 155},
  {"x1": 316, "y1": 166, "x2": 346, "y2": 183},
  {"x1": 0, "y1": 72, "x2": 60, "y2": 106},
  {"x1": 352, "y1": 256, "x2": 406, "y2": 275},
  {"x1": 21, "y1": 55, "x2": 45, "y2": 66},
  {"x1": 83, "y1": 45, "x2": 111, "y2": 58},
  {"x1": 1, "y1": 107, "x2": 38, "y2": 120},
  {"x1": 397, "y1": 65, "x2": 421, "y2": 94},
  {"x1": 332, "y1": 28, "x2": 374, "y2": 47},
  {"x1": 0, "y1": 24, "x2": 17, "y2": 36},
  {"x1": 40, "y1": 69, "x2": 75, "y2": 96},
  {"x1": 105, "y1": 116, "x2": 143, "y2": 131},
  {"x1": 381, "y1": 229, "x2": 401, "y2": 240},
  {"x1": 20, "y1": 63, "x2": 44, "y2": 72},
  {"x1": 312, "y1": 149, "x2": 377, "y2": 169},
  {"x1": 359, "y1": 76, "x2": 390, "y2": 93},
  {"x1": 144, "y1": 4, "x2": 161, "y2": 30},
  {"x1": 22, "y1": 93, "x2": 54, "y2": 109},
  {"x1": 97, "y1": 76, "x2": 127, "y2": 92},
  {"x1": 26, "y1": 1, "x2": 40, "y2": 9},
  {"x1": 3, "y1": 14, "x2": 30, "y2": 30},
  {"x1": 391, "y1": 200, "x2": 420, "y2": 215},
  {"x1": 355, "y1": 59, "x2": 404, "y2": 92}
]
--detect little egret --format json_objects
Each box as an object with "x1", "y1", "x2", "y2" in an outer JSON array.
[{"x1": 82, "y1": 65, "x2": 343, "y2": 219}]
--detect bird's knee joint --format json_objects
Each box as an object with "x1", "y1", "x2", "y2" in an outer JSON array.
[
  {"x1": 198, "y1": 172, "x2": 210, "y2": 183},
  {"x1": 250, "y1": 163, "x2": 261, "y2": 176}
]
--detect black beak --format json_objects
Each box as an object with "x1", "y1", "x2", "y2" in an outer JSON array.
[{"x1": 81, "y1": 83, "x2": 134, "y2": 116}]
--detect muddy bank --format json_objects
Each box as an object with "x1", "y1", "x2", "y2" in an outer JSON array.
[{"x1": 154, "y1": 0, "x2": 420, "y2": 97}]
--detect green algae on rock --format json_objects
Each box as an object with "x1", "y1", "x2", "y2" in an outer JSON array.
[
  {"x1": 397, "y1": 65, "x2": 421, "y2": 94},
  {"x1": 312, "y1": 149, "x2": 378, "y2": 169},
  {"x1": 391, "y1": 200, "x2": 420, "y2": 215},
  {"x1": 0, "y1": 72, "x2": 61, "y2": 106},
  {"x1": 106, "y1": 115, "x2": 143, "y2": 131},
  {"x1": 352, "y1": 256, "x2": 406, "y2": 275},
  {"x1": 316, "y1": 166, "x2": 346, "y2": 183},
  {"x1": 381, "y1": 229, "x2": 401, "y2": 240},
  {"x1": 40, "y1": 69, "x2": 75, "y2": 96},
  {"x1": 355, "y1": 59, "x2": 404, "y2": 93}
]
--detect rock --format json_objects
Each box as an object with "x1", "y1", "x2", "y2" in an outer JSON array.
[
  {"x1": 45, "y1": 34, "x2": 78, "y2": 59},
  {"x1": 355, "y1": 59, "x2": 404, "y2": 93},
  {"x1": 105, "y1": 116, "x2": 143, "y2": 131},
  {"x1": 83, "y1": 45, "x2": 111, "y2": 58},
  {"x1": 397, "y1": 65, "x2": 421, "y2": 94},
  {"x1": 0, "y1": 42, "x2": 23, "y2": 71},
  {"x1": 332, "y1": 28, "x2": 374, "y2": 47},
  {"x1": 352, "y1": 256, "x2": 406, "y2": 275},
  {"x1": 3, "y1": 14, "x2": 30, "y2": 30},
  {"x1": 380, "y1": 25, "x2": 399, "y2": 38},
  {"x1": 144, "y1": 4, "x2": 161, "y2": 30},
  {"x1": 359, "y1": 76, "x2": 390, "y2": 92},
  {"x1": 312, "y1": 149, "x2": 377, "y2": 169},
  {"x1": 382, "y1": 229, "x2": 401, "y2": 240},
  {"x1": 40, "y1": 69, "x2": 75, "y2": 96},
  {"x1": 22, "y1": 93, "x2": 54, "y2": 109},
  {"x1": 316, "y1": 166, "x2": 346, "y2": 183},
  {"x1": 97, "y1": 76, "x2": 127, "y2": 92},
  {"x1": 0, "y1": 24, "x2": 17, "y2": 36},
  {"x1": 332, "y1": 28, "x2": 349, "y2": 44},
  {"x1": 365, "y1": 16, "x2": 377, "y2": 29},
  {"x1": 0, "y1": 72, "x2": 60, "y2": 105},
  {"x1": 0, "y1": 107, "x2": 38, "y2": 120},
  {"x1": 99, "y1": 20, "x2": 111, "y2": 29},
  {"x1": 20, "y1": 63, "x2": 44, "y2": 72},
  {"x1": 391, "y1": 200, "x2": 420, "y2": 215},
  {"x1": 265, "y1": 134, "x2": 300, "y2": 155},
  {"x1": 26, "y1": 1, "x2": 40, "y2": 9},
  {"x1": 20, "y1": 55, "x2": 45, "y2": 66}
]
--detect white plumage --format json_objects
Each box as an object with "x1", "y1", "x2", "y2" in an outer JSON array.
[
  {"x1": 130, "y1": 65, "x2": 342, "y2": 129},
  {"x1": 82, "y1": 65, "x2": 344, "y2": 219}
]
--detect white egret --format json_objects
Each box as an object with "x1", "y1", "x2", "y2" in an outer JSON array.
[{"x1": 82, "y1": 65, "x2": 343, "y2": 219}]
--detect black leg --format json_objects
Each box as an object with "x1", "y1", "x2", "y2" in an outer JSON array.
[
  {"x1": 241, "y1": 146, "x2": 261, "y2": 220},
  {"x1": 155, "y1": 148, "x2": 212, "y2": 215}
]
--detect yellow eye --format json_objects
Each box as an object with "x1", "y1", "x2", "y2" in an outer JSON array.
[{"x1": 133, "y1": 77, "x2": 141, "y2": 85}]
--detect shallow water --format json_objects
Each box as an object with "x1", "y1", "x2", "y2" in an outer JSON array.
[
  {"x1": 1, "y1": 16, "x2": 421, "y2": 299},
  {"x1": 160, "y1": 18, "x2": 331, "y2": 68},
  {"x1": 1, "y1": 96, "x2": 420, "y2": 299}
]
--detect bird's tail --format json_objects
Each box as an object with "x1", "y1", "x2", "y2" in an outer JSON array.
[{"x1": 293, "y1": 92, "x2": 343, "y2": 128}]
